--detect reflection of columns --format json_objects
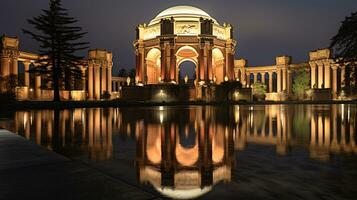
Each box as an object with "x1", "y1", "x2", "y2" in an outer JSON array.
[
  {"x1": 324, "y1": 62, "x2": 331, "y2": 88},
  {"x1": 24, "y1": 62, "x2": 30, "y2": 87},
  {"x1": 332, "y1": 66, "x2": 338, "y2": 95},
  {"x1": 269, "y1": 116, "x2": 273, "y2": 138},
  {"x1": 324, "y1": 116, "x2": 330, "y2": 147},
  {"x1": 88, "y1": 63, "x2": 93, "y2": 99},
  {"x1": 268, "y1": 72, "x2": 273, "y2": 92},
  {"x1": 277, "y1": 69, "x2": 281, "y2": 92},
  {"x1": 318, "y1": 115, "x2": 323, "y2": 146},
  {"x1": 310, "y1": 62, "x2": 317, "y2": 88},
  {"x1": 35, "y1": 112, "x2": 42, "y2": 145},
  {"x1": 311, "y1": 114, "x2": 316, "y2": 146},
  {"x1": 341, "y1": 66, "x2": 345, "y2": 87},
  {"x1": 317, "y1": 62, "x2": 324, "y2": 89}
]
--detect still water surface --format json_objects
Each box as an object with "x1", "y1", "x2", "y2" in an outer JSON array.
[{"x1": 1, "y1": 104, "x2": 357, "y2": 199}]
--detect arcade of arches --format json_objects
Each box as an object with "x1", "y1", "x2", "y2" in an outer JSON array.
[
  {"x1": 0, "y1": 5, "x2": 354, "y2": 101},
  {"x1": 134, "y1": 5, "x2": 352, "y2": 100}
]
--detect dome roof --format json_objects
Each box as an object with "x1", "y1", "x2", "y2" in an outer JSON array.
[{"x1": 149, "y1": 5, "x2": 217, "y2": 25}]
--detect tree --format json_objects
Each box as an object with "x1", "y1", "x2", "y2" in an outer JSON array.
[
  {"x1": 129, "y1": 68, "x2": 136, "y2": 79},
  {"x1": 23, "y1": 0, "x2": 88, "y2": 101},
  {"x1": 252, "y1": 82, "x2": 267, "y2": 101},
  {"x1": 118, "y1": 68, "x2": 127, "y2": 77},
  {"x1": 330, "y1": 11, "x2": 357, "y2": 88},
  {"x1": 292, "y1": 70, "x2": 310, "y2": 100}
]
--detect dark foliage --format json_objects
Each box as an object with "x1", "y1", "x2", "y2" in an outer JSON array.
[
  {"x1": 330, "y1": 11, "x2": 357, "y2": 88},
  {"x1": 23, "y1": 0, "x2": 88, "y2": 101}
]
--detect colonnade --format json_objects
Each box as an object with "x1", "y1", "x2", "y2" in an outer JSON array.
[
  {"x1": 1, "y1": 36, "x2": 115, "y2": 100},
  {"x1": 87, "y1": 50, "x2": 113, "y2": 100}
]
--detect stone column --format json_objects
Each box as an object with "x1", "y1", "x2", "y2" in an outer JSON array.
[
  {"x1": 253, "y1": 73, "x2": 257, "y2": 83},
  {"x1": 35, "y1": 74, "x2": 41, "y2": 99},
  {"x1": 268, "y1": 71, "x2": 273, "y2": 92},
  {"x1": 317, "y1": 61, "x2": 324, "y2": 89},
  {"x1": 88, "y1": 63, "x2": 94, "y2": 99},
  {"x1": 23, "y1": 61, "x2": 31, "y2": 87},
  {"x1": 81, "y1": 67, "x2": 86, "y2": 91},
  {"x1": 332, "y1": 65, "x2": 338, "y2": 97},
  {"x1": 107, "y1": 64, "x2": 112, "y2": 94},
  {"x1": 310, "y1": 62, "x2": 317, "y2": 88},
  {"x1": 11, "y1": 57, "x2": 18, "y2": 76},
  {"x1": 94, "y1": 63, "x2": 101, "y2": 100},
  {"x1": 246, "y1": 73, "x2": 250, "y2": 86},
  {"x1": 169, "y1": 46, "x2": 176, "y2": 82},
  {"x1": 324, "y1": 62, "x2": 331, "y2": 88},
  {"x1": 341, "y1": 66, "x2": 345, "y2": 87},
  {"x1": 1, "y1": 57, "x2": 10, "y2": 77},
  {"x1": 101, "y1": 64, "x2": 107, "y2": 93},
  {"x1": 287, "y1": 69, "x2": 292, "y2": 94},
  {"x1": 277, "y1": 69, "x2": 281, "y2": 92},
  {"x1": 282, "y1": 68, "x2": 287, "y2": 91}
]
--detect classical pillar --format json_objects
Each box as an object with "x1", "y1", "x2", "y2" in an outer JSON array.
[
  {"x1": 88, "y1": 62, "x2": 94, "y2": 99},
  {"x1": 268, "y1": 71, "x2": 273, "y2": 92},
  {"x1": 317, "y1": 61, "x2": 324, "y2": 89},
  {"x1": 341, "y1": 66, "x2": 345, "y2": 87},
  {"x1": 287, "y1": 69, "x2": 292, "y2": 94},
  {"x1": 169, "y1": 46, "x2": 176, "y2": 82},
  {"x1": 1, "y1": 57, "x2": 10, "y2": 77},
  {"x1": 246, "y1": 73, "x2": 250, "y2": 86},
  {"x1": 94, "y1": 63, "x2": 101, "y2": 100},
  {"x1": 35, "y1": 74, "x2": 41, "y2": 99},
  {"x1": 11, "y1": 57, "x2": 18, "y2": 76},
  {"x1": 207, "y1": 45, "x2": 213, "y2": 81},
  {"x1": 101, "y1": 64, "x2": 107, "y2": 93},
  {"x1": 81, "y1": 67, "x2": 86, "y2": 91},
  {"x1": 282, "y1": 68, "x2": 287, "y2": 91},
  {"x1": 24, "y1": 62, "x2": 31, "y2": 87},
  {"x1": 107, "y1": 65, "x2": 112, "y2": 94},
  {"x1": 253, "y1": 73, "x2": 257, "y2": 83},
  {"x1": 324, "y1": 62, "x2": 331, "y2": 88},
  {"x1": 277, "y1": 69, "x2": 282, "y2": 92},
  {"x1": 332, "y1": 66, "x2": 338, "y2": 97},
  {"x1": 310, "y1": 62, "x2": 317, "y2": 88}
]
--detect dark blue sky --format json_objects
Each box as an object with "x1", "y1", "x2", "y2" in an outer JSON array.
[{"x1": 1, "y1": 0, "x2": 357, "y2": 74}]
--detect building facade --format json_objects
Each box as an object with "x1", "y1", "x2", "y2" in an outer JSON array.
[
  {"x1": 0, "y1": 36, "x2": 117, "y2": 100},
  {"x1": 134, "y1": 5, "x2": 351, "y2": 101}
]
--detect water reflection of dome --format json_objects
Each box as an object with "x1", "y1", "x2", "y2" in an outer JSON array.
[{"x1": 140, "y1": 166, "x2": 231, "y2": 199}]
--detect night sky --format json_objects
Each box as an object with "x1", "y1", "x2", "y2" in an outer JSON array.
[{"x1": 1, "y1": 0, "x2": 357, "y2": 75}]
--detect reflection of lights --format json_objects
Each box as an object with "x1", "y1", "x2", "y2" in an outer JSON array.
[
  {"x1": 160, "y1": 113, "x2": 164, "y2": 123},
  {"x1": 224, "y1": 76, "x2": 228, "y2": 82},
  {"x1": 347, "y1": 105, "x2": 350, "y2": 122},
  {"x1": 29, "y1": 88, "x2": 33, "y2": 92},
  {"x1": 341, "y1": 104, "x2": 345, "y2": 122},
  {"x1": 159, "y1": 106, "x2": 164, "y2": 111}
]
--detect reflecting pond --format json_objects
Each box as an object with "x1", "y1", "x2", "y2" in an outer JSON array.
[{"x1": 1, "y1": 104, "x2": 357, "y2": 199}]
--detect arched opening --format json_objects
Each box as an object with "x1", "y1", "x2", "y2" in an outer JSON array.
[
  {"x1": 212, "y1": 48, "x2": 224, "y2": 84},
  {"x1": 178, "y1": 60, "x2": 197, "y2": 85},
  {"x1": 176, "y1": 46, "x2": 198, "y2": 84},
  {"x1": 146, "y1": 48, "x2": 161, "y2": 84}
]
